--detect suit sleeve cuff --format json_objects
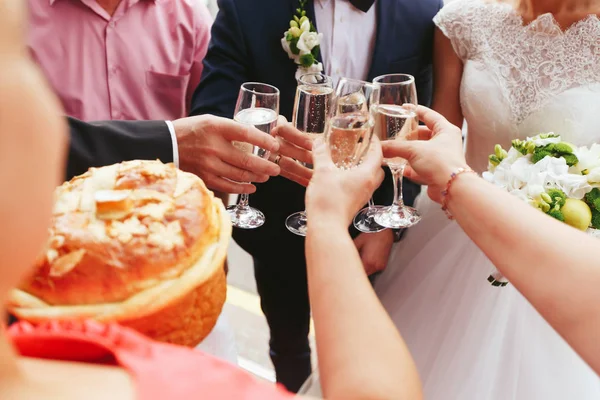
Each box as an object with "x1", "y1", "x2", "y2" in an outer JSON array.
[{"x1": 165, "y1": 120, "x2": 179, "y2": 168}]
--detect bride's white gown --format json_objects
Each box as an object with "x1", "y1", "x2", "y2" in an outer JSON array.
[
  {"x1": 377, "y1": 1, "x2": 600, "y2": 399},
  {"x1": 302, "y1": 0, "x2": 600, "y2": 398}
]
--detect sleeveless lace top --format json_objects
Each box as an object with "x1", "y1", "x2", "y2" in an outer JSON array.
[{"x1": 434, "y1": 0, "x2": 600, "y2": 172}]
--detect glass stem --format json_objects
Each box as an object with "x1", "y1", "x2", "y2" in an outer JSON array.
[
  {"x1": 238, "y1": 194, "x2": 250, "y2": 210},
  {"x1": 368, "y1": 198, "x2": 375, "y2": 209},
  {"x1": 391, "y1": 165, "x2": 405, "y2": 209}
]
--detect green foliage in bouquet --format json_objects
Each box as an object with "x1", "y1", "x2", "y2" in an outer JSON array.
[
  {"x1": 532, "y1": 143, "x2": 579, "y2": 166},
  {"x1": 584, "y1": 188, "x2": 600, "y2": 229},
  {"x1": 538, "y1": 188, "x2": 567, "y2": 222},
  {"x1": 488, "y1": 144, "x2": 508, "y2": 166},
  {"x1": 511, "y1": 138, "x2": 537, "y2": 156}
]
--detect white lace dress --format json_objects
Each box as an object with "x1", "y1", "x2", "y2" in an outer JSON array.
[{"x1": 301, "y1": 1, "x2": 600, "y2": 398}]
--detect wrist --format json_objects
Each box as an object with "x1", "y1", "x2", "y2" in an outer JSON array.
[
  {"x1": 433, "y1": 162, "x2": 471, "y2": 188},
  {"x1": 442, "y1": 168, "x2": 479, "y2": 219},
  {"x1": 306, "y1": 212, "x2": 349, "y2": 235}
]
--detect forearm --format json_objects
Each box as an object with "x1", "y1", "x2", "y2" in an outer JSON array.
[
  {"x1": 306, "y1": 219, "x2": 422, "y2": 400},
  {"x1": 448, "y1": 174, "x2": 600, "y2": 372}
]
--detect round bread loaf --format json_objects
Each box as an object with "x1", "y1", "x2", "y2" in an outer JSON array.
[{"x1": 8, "y1": 160, "x2": 230, "y2": 347}]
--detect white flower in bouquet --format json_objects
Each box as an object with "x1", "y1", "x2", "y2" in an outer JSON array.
[
  {"x1": 281, "y1": 37, "x2": 300, "y2": 63},
  {"x1": 294, "y1": 62, "x2": 324, "y2": 80},
  {"x1": 297, "y1": 31, "x2": 323, "y2": 54},
  {"x1": 574, "y1": 143, "x2": 600, "y2": 183},
  {"x1": 528, "y1": 133, "x2": 561, "y2": 147},
  {"x1": 300, "y1": 19, "x2": 311, "y2": 33},
  {"x1": 556, "y1": 172, "x2": 592, "y2": 200}
]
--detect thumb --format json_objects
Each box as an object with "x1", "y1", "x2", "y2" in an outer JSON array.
[
  {"x1": 312, "y1": 137, "x2": 334, "y2": 171},
  {"x1": 359, "y1": 136, "x2": 383, "y2": 171}
]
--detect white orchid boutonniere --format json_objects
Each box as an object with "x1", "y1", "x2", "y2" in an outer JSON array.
[{"x1": 281, "y1": 0, "x2": 323, "y2": 79}]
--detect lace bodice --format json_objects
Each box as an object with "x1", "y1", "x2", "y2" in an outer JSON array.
[{"x1": 434, "y1": 0, "x2": 600, "y2": 172}]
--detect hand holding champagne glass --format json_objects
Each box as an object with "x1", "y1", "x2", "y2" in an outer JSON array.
[
  {"x1": 228, "y1": 82, "x2": 280, "y2": 229},
  {"x1": 286, "y1": 73, "x2": 334, "y2": 236},
  {"x1": 332, "y1": 78, "x2": 386, "y2": 233},
  {"x1": 372, "y1": 74, "x2": 421, "y2": 229}
]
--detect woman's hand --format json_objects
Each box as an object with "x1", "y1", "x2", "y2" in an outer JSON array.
[
  {"x1": 382, "y1": 106, "x2": 468, "y2": 203},
  {"x1": 306, "y1": 136, "x2": 384, "y2": 227}
]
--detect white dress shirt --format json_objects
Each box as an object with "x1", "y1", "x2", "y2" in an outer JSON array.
[
  {"x1": 165, "y1": 121, "x2": 180, "y2": 168},
  {"x1": 314, "y1": 0, "x2": 377, "y2": 85}
]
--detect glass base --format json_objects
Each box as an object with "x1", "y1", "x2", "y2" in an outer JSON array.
[
  {"x1": 226, "y1": 205, "x2": 265, "y2": 229},
  {"x1": 353, "y1": 206, "x2": 387, "y2": 233},
  {"x1": 374, "y1": 205, "x2": 421, "y2": 229},
  {"x1": 286, "y1": 211, "x2": 307, "y2": 237}
]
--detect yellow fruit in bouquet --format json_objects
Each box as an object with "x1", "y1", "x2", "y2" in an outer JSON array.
[
  {"x1": 8, "y1": 160, "x2": 230, "y2": 347},
  {"x1": 562, "y1": 199, "x2": 592, "y2": 231}
]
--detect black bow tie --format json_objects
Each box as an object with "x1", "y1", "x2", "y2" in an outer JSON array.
[{"x1": 348, "y1": 0, "x2": 375, "y2": 12}]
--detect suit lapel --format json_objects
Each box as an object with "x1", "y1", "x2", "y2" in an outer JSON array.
[{"x1": 366, "y1": 0, "x2": 391, "y2": 81}]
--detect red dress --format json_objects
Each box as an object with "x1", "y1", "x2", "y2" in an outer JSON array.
[{"x1": 8, "y1": 320, "x2": 295, "y2": 399}]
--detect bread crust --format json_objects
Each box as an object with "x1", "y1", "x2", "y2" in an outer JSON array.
[{"x1": 8, "y1": 160, "x2": 230, "y2": 347}]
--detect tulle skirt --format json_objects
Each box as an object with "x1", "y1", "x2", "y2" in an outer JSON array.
[{"x1": 302, "y1": 193, "x2": 600, "y2": 399}]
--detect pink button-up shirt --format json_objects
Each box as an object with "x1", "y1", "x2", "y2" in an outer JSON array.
[{"x1": 28, "y1": 0, "x2": 212, "y2": 121}]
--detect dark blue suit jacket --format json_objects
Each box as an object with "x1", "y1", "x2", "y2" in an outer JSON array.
[{"x1": 191, "y1": 0, "x2": 442, "y2": 263}]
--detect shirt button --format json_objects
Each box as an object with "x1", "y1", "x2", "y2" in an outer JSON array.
[{"x1": 109, "y1": 20, "x2": 116, "y2": 28}]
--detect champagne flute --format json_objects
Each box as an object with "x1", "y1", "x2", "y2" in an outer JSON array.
[
  {"x1": 326, "y1": 112, "x2": 374, "y2": 169},
  {"x1": 325, "y1": 89, "x2": 375, "y2": 169},
  {"x1": 334, "y1": 78, "x2": 386, "y2": 233},
  {"x1": 286, "y1": 73, "x2": 334, "y2": 237},
  {"x1": 372, "y1": 74, "x2": 421, "y2": 229},
  {"x1": 227, "y1": 82, "x2": 280, "y2": 229}
]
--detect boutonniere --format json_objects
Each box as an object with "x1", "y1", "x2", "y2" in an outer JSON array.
[{"x1": 281, "y1": 0, "x2": 323, "y2": 79}]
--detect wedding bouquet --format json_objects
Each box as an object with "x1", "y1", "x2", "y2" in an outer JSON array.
[{"x1": 482, "y1": 133, "x2": 600, "y2": 285}]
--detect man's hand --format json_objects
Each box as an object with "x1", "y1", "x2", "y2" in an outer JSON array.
[
  {"x1": 173, "y1": 115, "x2": 281, "y2": 194},
  {"x1": 270, "y1": 119, "x2": 313, "y2": 187},
  {"x1": 354, "y1": 230, "x2": 394, "y2": 275}
]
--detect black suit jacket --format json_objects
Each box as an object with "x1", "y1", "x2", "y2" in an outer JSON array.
[
  {"x1": 66, "y1": 117, "x2": 174, "y2": 180},
  {"x1": 191, "y1": 0, "x2": 442, "y2": 263}
]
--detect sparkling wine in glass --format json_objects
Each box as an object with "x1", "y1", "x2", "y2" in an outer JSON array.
[
  {"x1": 372, "y1": 74, "x2": 421, "y2": 229},
  {"x1": 327, "y1": 112, "x2": 373, "y2": 169},
  {"x1": 333, "y1": 78, "x2": 386, "y2": 233},
  {"x1": 286, "y1": 73, "x2": 333, "y2": 237},
  {"x1": 227, "y1": 82, "x2": 279, "y2": 229}
]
